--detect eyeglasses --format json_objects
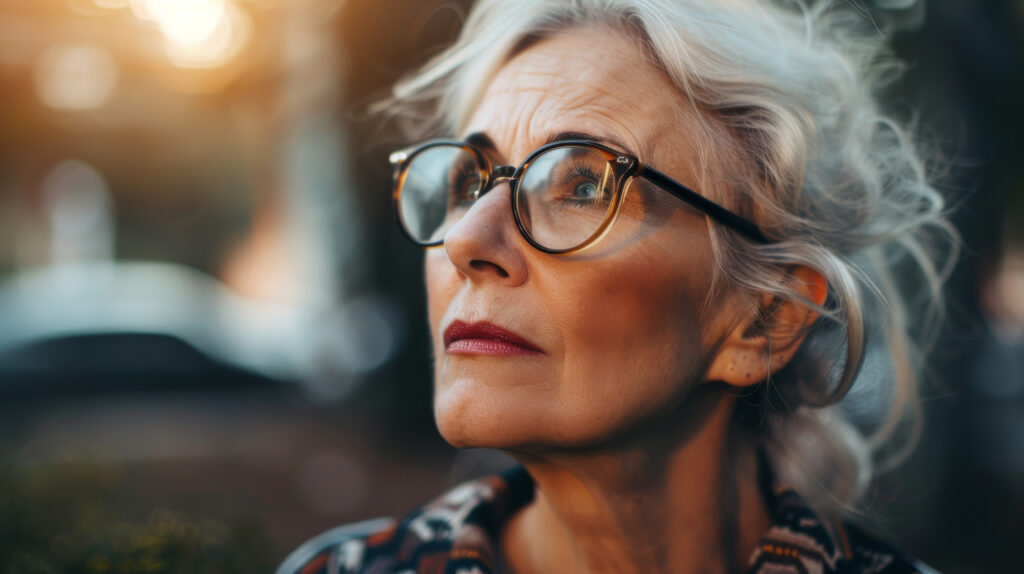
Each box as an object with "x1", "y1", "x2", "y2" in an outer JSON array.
[{"x1": 389, "y1": 138, "x2": 770, "y2": 254}]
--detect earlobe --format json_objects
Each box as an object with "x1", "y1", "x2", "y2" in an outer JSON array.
[{"x1": 703, "y1": 265, "x2": 827, "y2": 387}]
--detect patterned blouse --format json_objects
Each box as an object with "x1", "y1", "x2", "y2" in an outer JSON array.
[{"x1": 277, "y1": 456, "x2": 938, "y2": 574}]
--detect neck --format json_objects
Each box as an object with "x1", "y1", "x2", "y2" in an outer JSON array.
[{"x1": 499, "y1": 386, "x2": 770, "y2": 574}]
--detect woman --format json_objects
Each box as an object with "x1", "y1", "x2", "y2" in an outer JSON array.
[{"x1": 280, "y1": 0, "x2": 958, "y2": 572}]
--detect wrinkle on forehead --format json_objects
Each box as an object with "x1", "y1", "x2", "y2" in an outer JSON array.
[{"x1": 460, "y1": 25, "x2": 692, "y2": 173}]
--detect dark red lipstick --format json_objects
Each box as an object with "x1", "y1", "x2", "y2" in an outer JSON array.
[{"x1": 443, "y1": 320, "x2": 543, "y2": 356}]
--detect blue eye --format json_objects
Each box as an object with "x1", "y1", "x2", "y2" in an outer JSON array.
[
  {"x1": 559, "y1": 164, "x2": 608, "y2": 208},
  {"x1": 572, "y1": 182, "x2": 600, "y2": 200}
]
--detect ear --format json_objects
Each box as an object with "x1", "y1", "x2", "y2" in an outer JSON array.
[{"x1": 704, "y1": 265, "x2": 828, "y2": 387}]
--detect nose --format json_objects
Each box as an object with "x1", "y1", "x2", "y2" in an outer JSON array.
[{"x1": 442, "y1": 179, "x2": 529, "y2": 285}]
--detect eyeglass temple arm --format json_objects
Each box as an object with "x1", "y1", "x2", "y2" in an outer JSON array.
[{"x1": 638, "y1": 166, "x2": 770, "y2": 244}]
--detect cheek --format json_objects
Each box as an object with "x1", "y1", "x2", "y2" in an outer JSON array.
[
  {"x1": 555, "y1": 211, "x2": 714, "y2": 381},
  {"x1": 537, "y1": 244, "x2": 712, "y2": 439}
]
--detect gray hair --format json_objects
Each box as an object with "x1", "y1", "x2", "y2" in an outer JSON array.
[{"x1": 381, "y1": 0, "x2": 961, "y2": 517}]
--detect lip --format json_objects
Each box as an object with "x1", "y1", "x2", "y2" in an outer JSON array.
[{"x1": 443, "y1": 320, "x2": 544, "y2": 356}]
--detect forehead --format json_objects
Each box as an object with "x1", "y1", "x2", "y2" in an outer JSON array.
[{"x1": 461, "y1": 25, "x2": 691, "y2": 166}]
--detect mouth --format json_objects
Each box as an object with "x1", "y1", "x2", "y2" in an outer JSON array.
[{"x1": 443, "y1": 320, "x2": 544, "y2": 356}]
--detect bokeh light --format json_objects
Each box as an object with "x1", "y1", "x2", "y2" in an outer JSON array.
[
  {"x1": 163, "y1": 2, "x2": 251, "y2": 69},
  {"x1": 124, "y1": 0, "x2": 251, "y2": 68},
  {"x1": 33, "y1": 44, "x2": 118, "y2": 110},
  {"x1": 147, "y1": 0, "x2": 227, "y2": 46}
]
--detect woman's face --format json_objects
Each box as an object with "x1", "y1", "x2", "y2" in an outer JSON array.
[{"x1": 426, "y1": 25, "x2": 738, "y2": 449}]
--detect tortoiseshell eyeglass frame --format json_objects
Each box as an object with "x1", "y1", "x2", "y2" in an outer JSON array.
[{"x1": 389, "y1": 138, "x2": 771, "y2": 254}]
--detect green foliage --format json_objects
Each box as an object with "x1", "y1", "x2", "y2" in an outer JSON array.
[{"x1": 0, "y1": 462, "x2": 275, "y2": 573}]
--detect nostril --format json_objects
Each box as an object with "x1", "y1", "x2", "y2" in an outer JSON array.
[{"x1": 469, "y1": 259, "x2": 509, "y2": 278}]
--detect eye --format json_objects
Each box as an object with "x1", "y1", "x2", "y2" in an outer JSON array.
[
  {"x1": 448, "y1": 164, "x2": 480, "y2": 206},
  {"x1": 572, "y1": 181, "x2": 601, "y2": 200},
  {"x1": 559, "y1": 163, "x2": 609, "y2": 208}
]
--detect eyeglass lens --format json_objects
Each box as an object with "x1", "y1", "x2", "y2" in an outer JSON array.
[
  {"x1": 398, "y1": 146, "x2": 482, "y2": 244},
  {"x1": 398, "y1": 144, "x2": 618, "y2": 251}
]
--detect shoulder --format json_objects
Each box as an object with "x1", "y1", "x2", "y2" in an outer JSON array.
[
  {"x1": 276, "y1": 465, "x2": 535, "y2": 574},
  {"x1": 750, "y1": 513, "x2": 941, "y2": 574},
  {"x1": 751, "y1": 450, "x2": 941, "y2": 574},
  {"x1": 749, "y1": 483, "x2": 941, "y2": 574}
]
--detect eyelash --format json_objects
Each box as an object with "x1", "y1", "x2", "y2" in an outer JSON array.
[{"x1": 561, "y1": 163, "x2": 601, "y2": 185}]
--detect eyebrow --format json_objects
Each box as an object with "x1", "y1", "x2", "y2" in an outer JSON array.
[
  {"x1": 462, "y1": 130, "x2": 638, "y2": 160},
  {"x1": 544, "y1": 131, "x2": 633, "y2": 155},
  {"x1": 461, "y1": 131, "x2": 493, "y2": 150}
]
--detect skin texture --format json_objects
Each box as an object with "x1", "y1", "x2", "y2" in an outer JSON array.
[{"x1": 424, "y1": 25, "x2": 826, "y2": 574}]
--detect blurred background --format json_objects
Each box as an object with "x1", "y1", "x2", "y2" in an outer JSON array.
[{"x1": 0, "y1": 0, "x2": 1020, "y2": 572}]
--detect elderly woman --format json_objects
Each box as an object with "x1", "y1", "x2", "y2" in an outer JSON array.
[{"x1": 280, "y1": 0, "x2": 958, "y2": 572}]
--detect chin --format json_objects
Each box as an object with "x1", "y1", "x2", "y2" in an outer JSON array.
[
  {"x1": 433, "y1": 381, "x2": 635, "y2": 452},
  {"x1": 434, "y1": 385, "x2": 515, "y2": 449},
  {"x1": 433, "y1": 378, "x2": 564, "y2": 450}
]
